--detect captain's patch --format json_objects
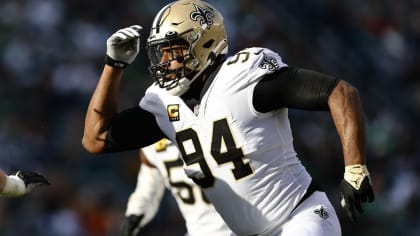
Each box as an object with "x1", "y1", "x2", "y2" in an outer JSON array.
[{"x1": 167, "y1": 104, "x2": 180, "y2": 122}]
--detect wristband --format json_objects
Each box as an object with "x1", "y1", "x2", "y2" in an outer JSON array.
[
  {"x1": 344, "y1": 164, "x2": 370, "y2": 190},
  {"x1": 105, "y1": 55, "x2": 128, "y2": 69}
]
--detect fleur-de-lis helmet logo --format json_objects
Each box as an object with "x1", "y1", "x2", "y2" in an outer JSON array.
[{"x1": 190, "y1": 3, "x2": 215, "y2": 28}]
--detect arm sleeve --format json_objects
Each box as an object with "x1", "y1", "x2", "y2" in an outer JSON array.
[
  {"x1": 104, "y1": 107, "x2": 165, "y2": 152},
  {"x1": 125, "y1": 162, "x2": 166, "y2": 227},
  {"x1": 252, "y1": 67, "x2": 340, "y2": 112}
]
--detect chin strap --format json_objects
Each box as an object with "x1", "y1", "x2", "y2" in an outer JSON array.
[{"x1": 167, "y1": 40, "x2": 228, "y2": 96}]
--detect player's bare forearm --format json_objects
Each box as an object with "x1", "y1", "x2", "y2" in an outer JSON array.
[
  {"x1": 82, "y1": 65, "x2": 124, "y2": 153},
  {"x1": 328, "y1": 80, "x2": 366, "y2": 166}
]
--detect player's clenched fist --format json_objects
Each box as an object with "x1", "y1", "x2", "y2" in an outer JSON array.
[
  {"x1": 105, "y1": 25, "x2": 143, "y2": 69},
  {"x1": 339, "y1": 164, "x2": 374, "y2": 221},
  {"x1": 0, "y1": 170, "x2": 50, "y2": 197}
]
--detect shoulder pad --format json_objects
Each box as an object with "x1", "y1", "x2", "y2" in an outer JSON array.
[
  {"x1": 221, "y1": 47, "x2": 288, "y2": 85},
  {"x1": 226, "y1": 47, "x2": 286, "y2": 69}
]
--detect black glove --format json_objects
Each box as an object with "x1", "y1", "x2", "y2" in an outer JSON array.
[
  {"x1": 15, "y1": 171, "x2": 50, "y2": 185},
  {"x1": 120, "y1": 214, "x2": 144, "y2": 236},
  {"x1": 14, "y1": 171, "x2": 50, "y2": 192},
  {"x1": 339, "y1": 165, "x2": 374, "y2": 221}
]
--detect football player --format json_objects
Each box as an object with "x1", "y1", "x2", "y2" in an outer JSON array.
[
  {"x1": 0, "y1": 169, "x2": 49, "y2": 197},
  {"x1": 83, "y1": 0, "x2": 374, "y2": 235},
  {"x1": 120, "y1": 139, "x2": 231, "y2": 236}
]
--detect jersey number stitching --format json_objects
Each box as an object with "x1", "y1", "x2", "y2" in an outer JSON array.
[
  {"x1": 227, "y1": 52, "x2": 250, "y2": 65},
  {"x1": 176, "y1": 118, "x2": 253, "y2": 188}
]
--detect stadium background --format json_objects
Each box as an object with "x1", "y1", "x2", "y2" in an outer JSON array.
[{"x1": 0, "y1": 0, "x2": 419, "y2": 235}]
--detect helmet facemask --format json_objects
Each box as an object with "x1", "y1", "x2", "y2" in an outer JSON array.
[{"x1": 147, "y1": 35, "x2": 195, "y2": 93}]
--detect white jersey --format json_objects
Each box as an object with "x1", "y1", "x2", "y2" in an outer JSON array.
[
  {"x1": 141, "y1": 140, "x2": 231, "y2": 236},
  {"x1": 140, "y1": 47, "x2": 312, "y2": 235}
]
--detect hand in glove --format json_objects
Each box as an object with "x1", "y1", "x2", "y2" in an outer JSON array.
[
  {"x1": 1, "y1": 171, "x2": 50, "y2": 197},
  {"x1": 120, "y1": 214, "x2": 144, "y2": 236},
  {"x1": 106, "y1": 25, "x2": 143, "y2": 69},
  {"x1": 339, "y1": 164, "x2": 374, "y2": 221}
]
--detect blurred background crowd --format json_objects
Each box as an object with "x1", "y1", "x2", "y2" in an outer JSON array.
[{"x1": 0, "y1": 0, "x2": 419, "y2": 235}]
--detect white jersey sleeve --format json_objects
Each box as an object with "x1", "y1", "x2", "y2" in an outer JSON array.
[
  {"x1": 224, "y1": 47, "x2": 287, "y2": 84},
  {"x1": 125, "y1": 155, "x2": 166, "y2": 228},
  {"x1": 139, "y1": 139, "x2": 231, "y2": 236}
]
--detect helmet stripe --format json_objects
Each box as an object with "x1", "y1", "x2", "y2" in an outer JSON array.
[{"x1": 152, "y1": 2, "x2": 174, "y2": 34}]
